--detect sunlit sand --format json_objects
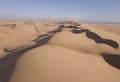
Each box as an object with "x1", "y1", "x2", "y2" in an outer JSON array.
[{"x1": 0, "y1": 21, "x2": 120, "y2": 82}]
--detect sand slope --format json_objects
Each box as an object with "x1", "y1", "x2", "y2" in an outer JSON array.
[
  {"x1": 89, "y1": 24, "x2": 120, "y2": 36},
  {"x1": 9, "y1": 45, "x2": 120, "y2": 82},
  {"x1": 0, "y1": 21, "x2": 58, "y2": 58},
  {"x1": 9, "y1": 23, "x2": 120, "y2": 82}
]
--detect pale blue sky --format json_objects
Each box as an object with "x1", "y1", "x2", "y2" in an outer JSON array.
[{"x1": 0, "y1": 0, "x2": 120, "y2": 23}]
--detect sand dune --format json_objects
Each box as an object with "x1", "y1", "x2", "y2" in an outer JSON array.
[
  {"x1": 8, "y1": 22, "x2": 120, "y2": 82},
  {"x1": 0, "y1": 21, "x2": 58, "y2": 58},
  {"x1": 89, "y1": 23, "x2": 120, "y2": 36},
  {"x1": 0, "y1": 21, "x2": 120, "y2": 82},
  {"x1": 48, "y1": 29, "x2": 120, "y2": 54},
  {"x1": 9, "y1": 45, "x2": 120, "y2": 82}
]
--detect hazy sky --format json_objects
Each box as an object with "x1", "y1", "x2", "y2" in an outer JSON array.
[{"x1": 0, "y1": 0, "x2": 120, "y2": 22}]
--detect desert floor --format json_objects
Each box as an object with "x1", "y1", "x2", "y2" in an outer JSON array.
[{"x1": 0, "y1": 21, "x2": 120, "y2": 82}]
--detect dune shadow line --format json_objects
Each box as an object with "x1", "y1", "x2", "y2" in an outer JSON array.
[
  {"x1": 71, "y1": 29, "x2": 119, "y2": 49},
  {"x1": 0, "y1": 26, "x2": 62, "y2": 82},
  {"x1": 101, "y1": 53, "x2": 120, "y2": 69},
  {"x1": 0, "y1": 35, "x2": 53, "y2": 82}
]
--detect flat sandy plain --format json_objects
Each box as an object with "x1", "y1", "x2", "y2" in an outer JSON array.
[{"x1": 0, "y1": 21, "x2": 120, "y2": 82}]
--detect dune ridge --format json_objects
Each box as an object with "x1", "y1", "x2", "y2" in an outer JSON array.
[{"x1": 0, "y1": 21, "x2": 120, "y2": 82}]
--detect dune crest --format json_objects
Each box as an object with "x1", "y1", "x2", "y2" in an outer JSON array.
[
  {"x1": 0, "y1": 21, "x2": 120, "y2": 82},
  {"x1": 8, "y1": 21, "x2": 120, "y2": 82}
]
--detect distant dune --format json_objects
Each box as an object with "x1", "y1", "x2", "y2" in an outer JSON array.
[
  {"x1": 0, "y1": 21, "x2": 120, "y2": 82},
  {"x1": 0, "y1": 21, "x2": 58, "y2": 58},
  {"x1": 85, "y1": 23, "x2": 120, "y2": 36}
]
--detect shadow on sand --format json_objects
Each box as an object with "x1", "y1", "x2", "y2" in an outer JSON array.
[
  {"x1": 0, "y1": 25, "x2": 119, "y2": 82},
  {"x1": 0, "y1": 27, "x2": 61, "y2": 82},
  {"x1": 102, "y1": 53, "x2": 120, "y2": 70},
  {"x1": 71, "y1": 29, "x2": 120, "y2": 69},
  {"x1": 71, "y1": 29, "x2": 119, "y2": 49},
  {"x1": 0, "y1": 35, "x2": 53, "y2": 82}
]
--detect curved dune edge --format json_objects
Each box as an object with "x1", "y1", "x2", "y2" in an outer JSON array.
[
  {"x1": 9, "y1": 23, "x2": 120, "y2": 82},
  {"x1": 0, "y1": 21, "x2": 119, "y2": 82},
  {"x1": 0, "y1": 21, "x2": 58, "y2": 58},
  {"x1": 81, "y1": 24, "x2": 120, "y2": 44},
  {"x1": 9, "y1": 45, "x2": 120, "y2": 82},
  {"x1": 48, "y1": 31, "x2": 120, "y2": 55}
]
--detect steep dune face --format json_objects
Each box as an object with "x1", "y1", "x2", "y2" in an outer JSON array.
[
  {"x1": 9, "y1": 45, "x2": 120, "y2": 82},
  {"x1": 9, "y1": 23, "x2": 120, "y2": 82}
]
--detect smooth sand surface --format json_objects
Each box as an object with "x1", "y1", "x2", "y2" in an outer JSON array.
[
  {"x1": 91, "y1": 24, "x2": 120, "y2": 36},
  {"x1": 81, "y1": 23, "x2": 120, "y2": 35},
  {"x1": 0, "y1": 21, "x2": 120, "y2": 82},
  {"x1": 9, "y1": 45, "x2": 120, "y2": 82},
  {"x1": 8, "y1": 22, "x2": 120, "y2": 82}
]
